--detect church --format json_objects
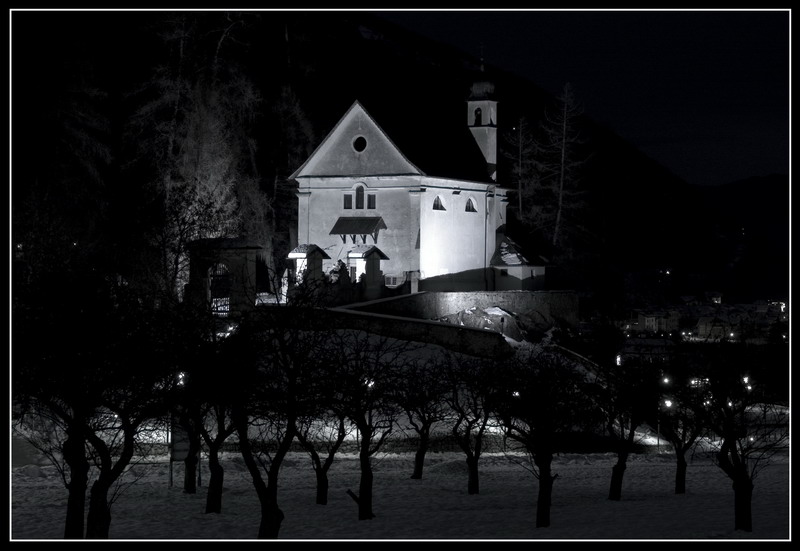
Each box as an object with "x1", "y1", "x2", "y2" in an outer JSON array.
[{"x1": 288, "y1": 76, "x2": 545, "y2": 293}]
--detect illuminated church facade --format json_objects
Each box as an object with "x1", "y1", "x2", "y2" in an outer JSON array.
[{"x1": 289, "y1": 80, "x2": 545, "y2": 292}]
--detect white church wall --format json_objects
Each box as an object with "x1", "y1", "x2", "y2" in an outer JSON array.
[{"x1": 297, "y1": 175, "x2": 422, "y2": 278}]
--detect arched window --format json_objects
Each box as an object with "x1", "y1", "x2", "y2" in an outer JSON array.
[
  {"x1": 465, "y1": 197, "x2": 477, "y2": 212},
  {"x1": 433, "y1": 196, "x2": 446, "y2": 211},
  {"x1": 355, "y1": 185, "x2": 365, "y2": 209},
  {"x1": 474, "y1": 107, "x2": 482, "y2": 126}
]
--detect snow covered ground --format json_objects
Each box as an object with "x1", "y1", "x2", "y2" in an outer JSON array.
[{"x1": 10, "y1": 441, "x2": 790, "y2": 541}]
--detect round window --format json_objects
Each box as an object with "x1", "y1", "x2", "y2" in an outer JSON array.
[{"x1": 353, "y1": 136, "x2": 367, "y2": 152}]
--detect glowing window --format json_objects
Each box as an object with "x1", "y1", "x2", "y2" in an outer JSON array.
[
  {"x1": 465, "y1": 198, "x2": 477, "y2": 212},
  {"x1": 356, "y1": 185, "x2": 365, "y2": 209},
  {"x1": 209, "y1": 263, "x2": 231, "y2": 317},
  {"x1": 433, "y1": 196, "x2": 446, "y2": 211}
]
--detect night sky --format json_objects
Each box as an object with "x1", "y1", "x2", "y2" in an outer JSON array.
[
  {"x1": 10, "y1": 9, "x2": 789, "y2": 189},
  {"x1": 376, "y1": 9, "x2": 790, "y2": 187}
]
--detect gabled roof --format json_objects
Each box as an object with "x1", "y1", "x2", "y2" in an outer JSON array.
[
  {"x1": 290, "y1": 97, "x2": 498, "y2": 184},
  {"x1": 490, "y1": 235, "x2": 548, "y2": 267},
  {"x1": 288, "y1": 244, "x2": 331, "y2": 259},
  {"x1": 289, "y1": 101, "x2": 423, "y2": 180},
  {"x1": 347, "y1": 244, "x2": 389, "y2": 260},
  {"x1": 359, "y1": 97, "x2": 497, "y2": 183}
]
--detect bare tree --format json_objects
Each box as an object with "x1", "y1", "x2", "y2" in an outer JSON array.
[
  {"x1": 12, "y1": 401, "x2": 92, "y2": 539},
  {"x1": 493, "y1": 345, "x2": 599, "y2": 528},
  {"x1": 392, "y1": 356, "x2": 451, "y2": 480},
  {"x1": 533, "y1": 83, "x2": 589, "y2": 256},
  {"x1": 225, "y1": 307, "x2": 327, "y2": 538},
  {"x1": 293, "y1": 328, "x2": 352, "y2": 506},
  {"x1": 501, "y1": 116, "x2": 540, "y2": 217},
  {"x1": 699, "y1": 342, "x2": 789, "y2": 532},
  {"x1": 655, "y1": 349, "x2": 714, "y2": 494},
  {"x1": 444, "y1": 354, "x2": 499, "y2": 495},
  {"x1": 81, "y1": 295, "x2": 179, "y2": 538},
  {"x1": 329, "y1": 330, "x2": 412, "y2": 520},
  {"x1": 171, "y1": 321, "x2": 240, "y2": 513},
  {"x1": 595, "y1": 355, "x2": 660, "y2": 501},
  {"x1": 295, "y1": 409, "x2": 352, "y2": 505},
  {"x1": 13, "y1": 261, "x2": 178, "y2": 539}
]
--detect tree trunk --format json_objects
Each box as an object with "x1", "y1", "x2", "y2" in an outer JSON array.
[
  {"x1": 62, "y1": 431, "x2": 89, "y2": 539},
  {"x1": 551, "y1": 93, "x2": 569, "y2": 248},
  {"x1": 716, "y1": 436, "x2": 754, "y2": 533},
  {"x1": 358, "y1": 434, "x2": 374, "y2": 520},
  {"x1": 608, "y1": 456, "x2": 628, "y2": 501},
  {"x1": 234, "y1": 411, "x2": 284, "y2": 539},
  {"x1": 259, "y1": 485, "x2": 285, "y2": 539},
  {"x1": 732, "y1": 474, "x2": 754, "y2": 532},
  {"x1": 536, "y1": 463, "x2": 556, "y2": 528},
  {"x1": 315, "y1": 470, "x2": 330, "y2": 505},
  {"x1": 410, "y1": 429, "x2": 430, "y2": 480},
  {"x1": 183, "y1": 430, "x2": 201, "y2": 494},
  {"x1": 183, "y1": 451, "x2": 198, "y2": 494},
  {"x1": 205, "y1": 445, "x2": 224, "y2": 514},
  {"x1": 466, "y1": 455, "x2": 480, "y2": 495},
  {"x1": 85, "y1": 480, "x2": 112, "y2": 539},
  {"x1": 674, "y1": 452, "x2": 688, "y2": 495}
]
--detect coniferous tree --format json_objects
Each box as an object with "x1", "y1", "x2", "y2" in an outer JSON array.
[
  {"x1": 533, "y1": 83, "x2": 589, "y2": 260},
  {"x1": 125, "y1": 12, "x2": 269, "y2": 302}
]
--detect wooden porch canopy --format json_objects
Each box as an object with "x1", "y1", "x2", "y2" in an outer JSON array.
[{"x1": 329, "y1": 216, "x2": 387, "y2": 244}]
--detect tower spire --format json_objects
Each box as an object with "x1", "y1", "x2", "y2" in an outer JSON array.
[{"x1": 467, "y1": 59, "x2": 497, "y2": 181}]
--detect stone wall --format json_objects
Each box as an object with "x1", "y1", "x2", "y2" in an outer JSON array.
[
  {"x1": 322, "y1": 307, "x2": 514, "y2": 359},
  {"x1": 342, "y1": 290, "x2": 579, "y2": 327}
]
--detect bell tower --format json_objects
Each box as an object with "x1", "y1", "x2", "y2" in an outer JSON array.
[{"x1": 467, "y1": 62, "x2": 498, "y2": 181}]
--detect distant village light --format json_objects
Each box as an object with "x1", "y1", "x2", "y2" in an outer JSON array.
[{"x1": 615, "y1": 355, "x2": 622, "y2": 366}]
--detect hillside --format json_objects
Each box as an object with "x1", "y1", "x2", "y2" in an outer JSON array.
[{"x1": 12, "y1": 11, "x2": 788, "y2": 305}]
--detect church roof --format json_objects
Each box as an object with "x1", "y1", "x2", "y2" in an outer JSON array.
[
  {"x1": 358, "y1": 97, "x2": 495, "y2": 184},
  {"x1": 290, "y1": 95, "x2": 498, "y2": 185}
]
